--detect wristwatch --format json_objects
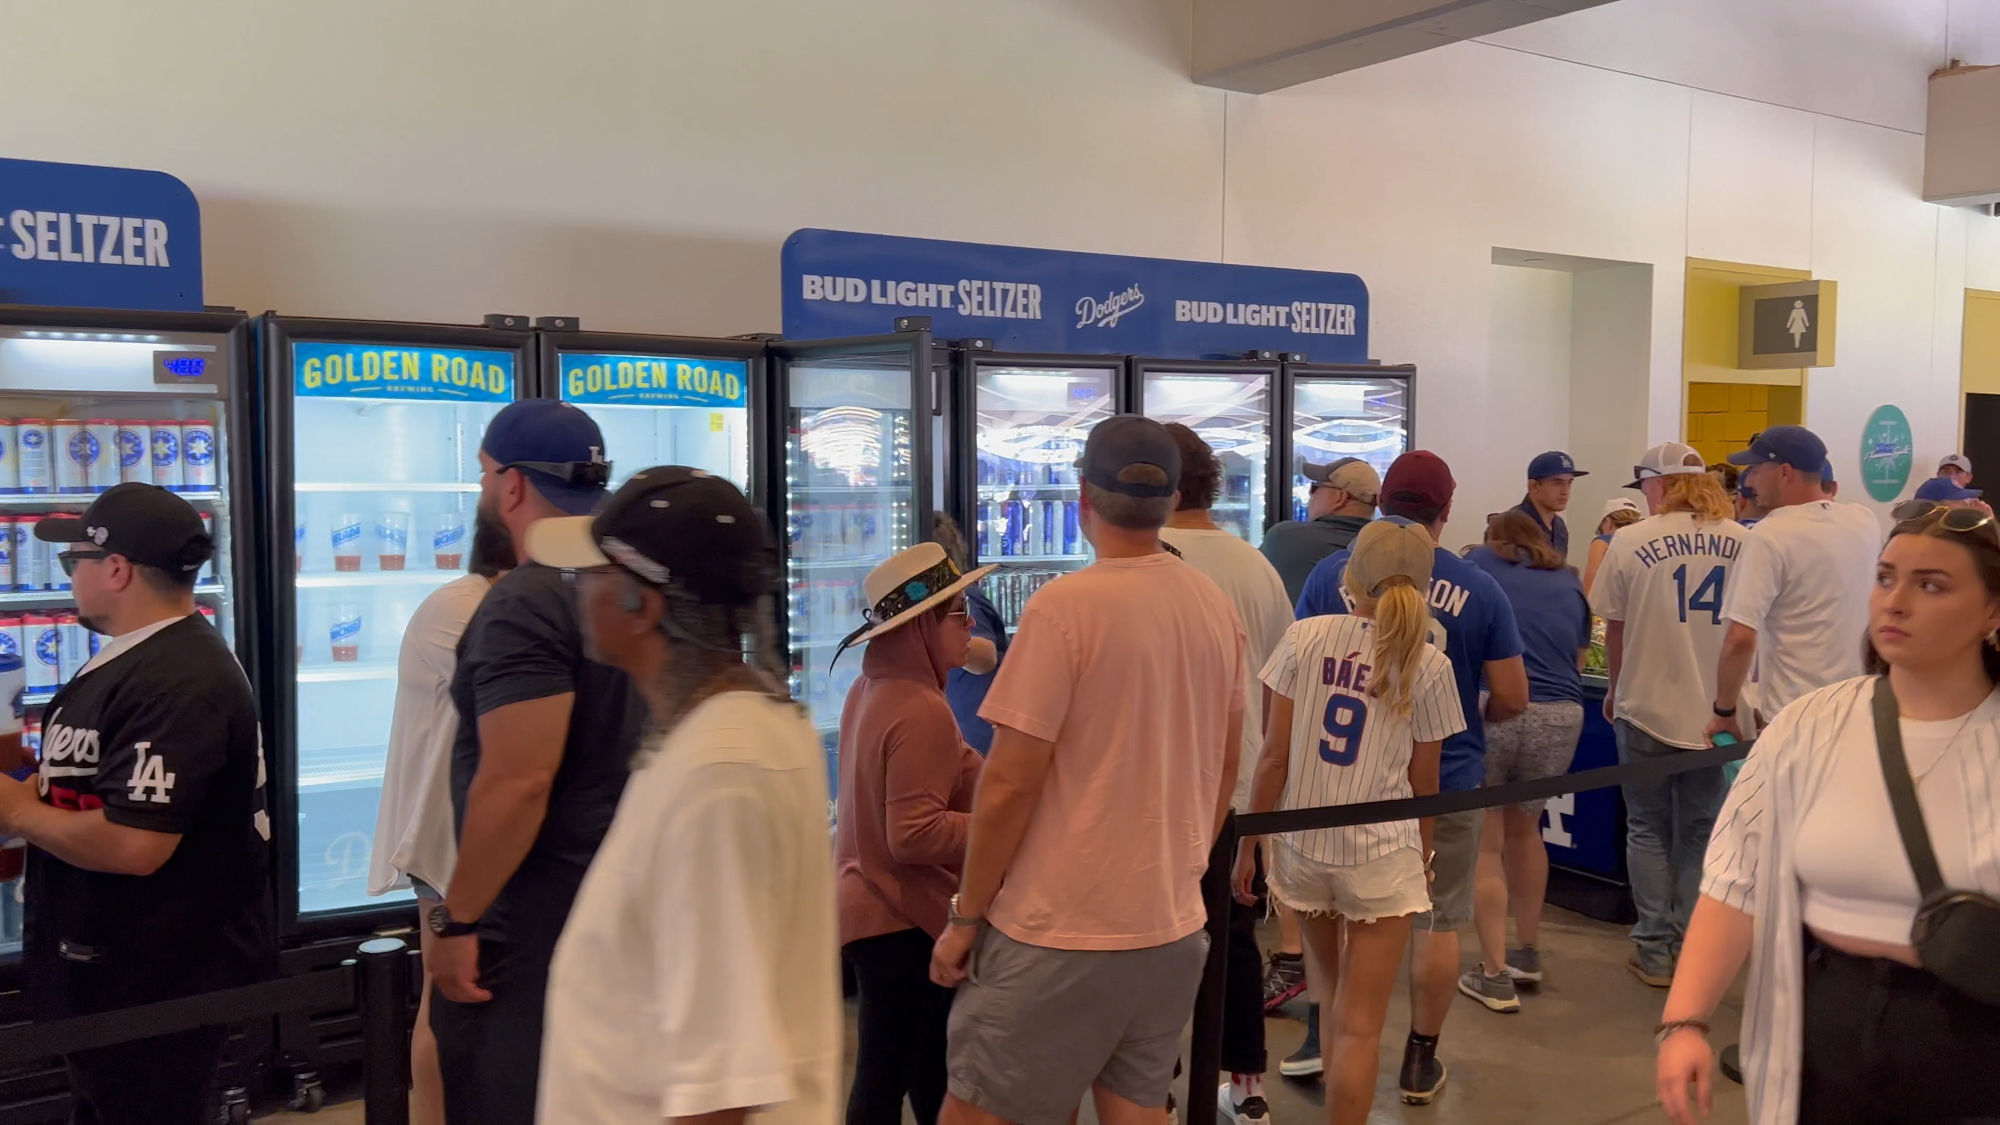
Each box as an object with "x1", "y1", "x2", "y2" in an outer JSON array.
[
  {"x1": 946, "y1": 894, "x2": 982, "y2": 928},
  {"x1": 428, "y1": 903, "x2": 479, "y2": 939}
]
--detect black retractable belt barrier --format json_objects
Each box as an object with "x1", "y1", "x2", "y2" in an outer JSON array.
[
  {"x1": 1186, "y1": 739, "x2": 1751, "y2": 1125},
  {"x1": 0, "y1": 937, "x2": 411, "y2": 1125}
]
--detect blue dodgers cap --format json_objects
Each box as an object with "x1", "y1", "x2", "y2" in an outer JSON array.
[
  {"x1": 480, "y1": 400, "x2": 612, "y2": 516},
  {"x1": 1078, "y1": 415, "x2": 1179, "y2": 498},
  {"x1": 1915, "y1": 476, "x2": 1981, "y2": 502},
  {"x1": 1527, "y1": 451, "x2": 1587, "y2": 480},
  {"x1": 1727, "y1": 425, "x2": 1828, "y2": 474}
]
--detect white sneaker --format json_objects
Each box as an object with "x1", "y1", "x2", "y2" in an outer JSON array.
[{"x1": 1217, "y1": 1083, "x2": 1272, "y2": 1124}]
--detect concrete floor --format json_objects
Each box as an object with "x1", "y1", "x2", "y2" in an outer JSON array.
[{"x1": 268, "y1": 907, "x2": 1746, "y2": 1124}]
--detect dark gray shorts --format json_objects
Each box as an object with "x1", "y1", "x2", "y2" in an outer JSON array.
[
  {"x1": 1414, "y1": 808, "x2": 1481, "y2": 933},
  {"x1": 947, "y1": 927, "x2": 1209, "y2": 1125}
]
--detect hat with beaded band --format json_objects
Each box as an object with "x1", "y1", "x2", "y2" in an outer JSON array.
[{"x1": 831, "y1": 544, "x2": 995, "y2": 665}]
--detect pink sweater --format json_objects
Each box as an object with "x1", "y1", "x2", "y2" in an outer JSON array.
[{"x1": 834, "y1": 630, "x2": 983, "y2": 944}]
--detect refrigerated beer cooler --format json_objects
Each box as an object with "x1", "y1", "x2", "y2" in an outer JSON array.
[
  {"x1": 257, "y1": 314, "x2": 535, "y2": 934},
  {"x1": 949, "y1": 349, "x2": 1126, "y2": 629},
  {"x1": 1129, "y1": 356, "x2": 1282, "y2": 545},
  {"x1": 0, "y1": 305, "x2": 255, "y2": 957},
  {"x1": 1279, "y1": 363, "x2": 1416, "y2": 522}
]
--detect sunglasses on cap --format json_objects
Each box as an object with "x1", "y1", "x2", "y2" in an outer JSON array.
[
  {"x1": 503, "y1": 459, "x2": 612, "y2": 488},
  {"x1": 1893, "y1": 500, "x2": 1997, "y2": 538}
]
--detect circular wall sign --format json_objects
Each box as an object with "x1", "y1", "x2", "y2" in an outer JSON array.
[{"x1": 1859, "y1": 404, "x2": 1914, "y2": 503}]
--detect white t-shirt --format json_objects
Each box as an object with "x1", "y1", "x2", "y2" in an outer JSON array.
[
  {"x1": 1590, "y1": 513, "x2": 1749, "y2": 748},
  {"x1": 1720, "y1": 500, "x2": 1881, "y2": 717},
  {"x1": 1259, "y1": 615, "x2": 1464, "y2": 865},
  {"x1": 539, "y1": 692, "x2": 838, "y2": 1125},
  {"x1": 1162, "y1": 526, "x2": 1294, "y2": 811},
  {"x1": 368, "y1": 574, "x2": 490, "y2": 895}
]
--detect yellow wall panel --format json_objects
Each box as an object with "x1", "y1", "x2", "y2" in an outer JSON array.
[{"x1": 1966, "y1": 291, "x2": 2000, "y2": 398}]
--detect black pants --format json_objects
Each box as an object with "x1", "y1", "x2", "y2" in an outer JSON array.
[
  {"x1": 1800, "y1": 934, "x2": 2000, "y2": 1124},
  {"x1": 66, "y1": 1025, "x2": 226, "y2": 1125},
  {"x1": 431, "y1": 939, "x2": 552, "y2": 1125},
  {"x1": 845, "y1": 928, "x2": 953, "y2": 1125},
  {"x1": 1199, "y1": 813, "x2": 1267, "y2": 1077}
]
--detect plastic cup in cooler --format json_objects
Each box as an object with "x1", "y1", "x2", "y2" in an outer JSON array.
[
  {"x1": 331, "y1": 605, "x2": 362, "y2": 662},
  {"x1": 432, "y1": 512, "x2": 466, "y2": 570},
  {"x1": 376, "y1": 512, "x2": 411, "y2": 571},
  {"x1": 331, "y1": 514, "x2": 364, "y2": 571}
]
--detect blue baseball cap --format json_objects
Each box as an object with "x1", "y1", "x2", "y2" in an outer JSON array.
[
  {"x1": 1915, "y1": 476, "x2": 1981, "y2": 502},
  {"x1": 480, "y1": 400, "x2": 612, "y2": 516},
  {"x1": 1078, "y1": 415, "x2": 1179, "y2": 498},
  {"x1": 1727, "y1": 425, "x2": 1828, "y2": 475},
  {"x1": 1527, "y1": 451, "x2": 1587, "y2": 480}
]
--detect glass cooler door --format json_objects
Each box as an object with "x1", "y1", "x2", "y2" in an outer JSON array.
[
  {"x1": 541, "y1": 332, "x2": 763, "y2": 496},
  {"x1": 266, "y1": 319, "x2": 532, "y2": 925},
  {"x1": 963, "y1": 355, "x2": 1120, "y2": 630},
  {"x1": 1282, "y1": 364, "x2": 1415, "y2": 522},
  {"x1": 769, "y1": 331, "x2": 932, "y2": 799},
  {"x1": 1132, "y1": 359, "x2": 1278, "y2": 545}
]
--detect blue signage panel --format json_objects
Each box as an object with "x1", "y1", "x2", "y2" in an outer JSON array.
[
  {"x1": 782, "y1": 228, "x2": 1369, "y2": 361},
  {"x1": 293, "y1": 341, "x2": 514, "y2": 403},
  {"x1": 0, "y1": 157, "x2": 203, "y2": 312},
  {"x1": 1542, "y1": 699, "x2": 1625, "y2": 878},
  {"x1": 558, "y1": 352, "x2": 749, "y2": 408}
]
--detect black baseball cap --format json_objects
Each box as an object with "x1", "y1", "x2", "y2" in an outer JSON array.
[
  {"x1": 480, "y1": 400, "x2": 612, "y2": 516},
  {"x1": 36, "y1": 482, "x2": 211, "y2": 573},
  {"x1": 1078, "y1": 415, "x2": 1179, "y2": 498},
  {"x1": 524, "y1": 466, "x2": 775, "y2": 605}
]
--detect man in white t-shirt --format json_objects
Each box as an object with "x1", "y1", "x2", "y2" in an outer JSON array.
[
  {"x1": 1159, "y1": 424, "x2": 1292, "y2": 1125},
  {"x1": 527, "y1": 467, "x2": 837, "y2": 1125},
  {"x1": 369, "y1": 513, "x2": 513, "y2": 1125},
  {"x1": 1706, "y1": 427, "x2": 1882, "y2": 743}
]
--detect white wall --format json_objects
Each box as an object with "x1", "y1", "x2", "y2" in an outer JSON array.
[
  {"x1": 1481, "y1": 265, "x2": 1574, "y2": 545},
  {"x1": 5, "y1": 0, "x2": 1999, "y2": 529}
]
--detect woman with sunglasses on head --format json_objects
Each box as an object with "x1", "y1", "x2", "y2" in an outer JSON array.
[
  {"x1": 1657, "y1": 501, "x2": 2000, "y2": 1125},
  {"x1": 832, "y1": 544, "x2": 988, "y2": 1125}
]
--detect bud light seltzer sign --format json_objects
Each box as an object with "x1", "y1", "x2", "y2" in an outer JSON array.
[
  {"x1": 782, "y1": 228, "x2": 1369, "y2": 361},
  {"x1": 292, "y1": 342, "x2": 514, "y2": 403},
  {"x1": 558, "y1": 353, "x2": 749, "y2": 408},
  {"x1": 0, "y1": 157, "x2": 204, "y2": 311}
]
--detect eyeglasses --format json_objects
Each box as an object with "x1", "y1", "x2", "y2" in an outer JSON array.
[
  {"x1": 1894, "y1": 500, "x2": 1997, "y2": 537},
  {"x1": 58, "y1": 550, "x2": 109, "y2": 576}
]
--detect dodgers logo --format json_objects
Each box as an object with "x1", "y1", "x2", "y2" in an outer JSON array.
[
  {"x1": 66, "y1": 431, "x2": 99, "y2": 466},
  {"x1": 185, "y1": 429, "x2": 214, "y2": 466},
  {"x1": 152, "y1": 428, "x2": 178, "y2": 466},
  {"x1": 33, "y1": 628, "x2": 59, "y2": 668},
  {"x1": 1074, "y1": 284, "x2": 1146, "y2": 330},
  {"x1": 115, "y1": 428, "x2": 145, "y2": 469}
]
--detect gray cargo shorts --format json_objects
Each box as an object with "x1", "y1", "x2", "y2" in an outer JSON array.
[
  {"x1": 946, "y1": 926, "x2": 1209, "y2": 1125},
  {"x1": 1414, "y1": 807, "x2": 1482, "y2": 933}
]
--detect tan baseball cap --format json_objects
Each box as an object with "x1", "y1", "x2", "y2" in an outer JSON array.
[
  {"x1": 1303, "y1": 457, "x2": 1381, "y2": 504},
  {"x1": 1345, "y1": 518, "x2": 1435, "y2": 599}
]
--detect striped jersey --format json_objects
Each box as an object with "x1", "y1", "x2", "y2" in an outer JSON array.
[{"x1": 1259, "y1": 614, "x2": 1465, "y2": 865}]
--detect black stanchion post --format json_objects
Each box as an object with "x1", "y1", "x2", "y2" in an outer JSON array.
[
  {"x1": 1187, "y1": 815, "x2": 1237, "y2": 1125},
  {"x1": 357, "y1": 937, "x2": 412, "y2": 1125}
]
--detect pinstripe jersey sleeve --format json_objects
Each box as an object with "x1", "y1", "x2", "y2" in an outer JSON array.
[
  {"x1": 1261, "y1": 621, "x2": 1305, "y2": 698},
  {"x1": 1701, "y1": 713, "x2": 1779, "y2": 912},
  {"x1": 1409, "y1": 650, "x2": 1466, "y2": 744}
]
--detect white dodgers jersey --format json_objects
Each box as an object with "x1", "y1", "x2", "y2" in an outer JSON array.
[
  {"x1": 1589, "y1": 512, "x2": 1748, "y2": 749},
  {"x1": 1258, "y1": 614, "x2": 1465, "y2": 865}
]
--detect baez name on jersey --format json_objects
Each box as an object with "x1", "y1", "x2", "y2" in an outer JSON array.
[
  {"x1": 1630, "y1": 530, "x2": 1743, "y2": 569},
  {"x1": 1322, "y1": 650, "x2": 1374, "y2": 692}
]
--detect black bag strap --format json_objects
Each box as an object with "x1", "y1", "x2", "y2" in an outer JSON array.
[{"x1": 1872, "y1": 676, "x2": 1946, "y2": 897}]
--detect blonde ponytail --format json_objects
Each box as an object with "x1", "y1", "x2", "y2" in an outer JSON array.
[{"x1": 1366, "y1": 576, "x2": 1431, "y2": 718}]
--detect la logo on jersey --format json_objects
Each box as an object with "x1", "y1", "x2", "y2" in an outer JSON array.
[{"x1": 126, "y1": 742, "x2": 176, "y2": 804}]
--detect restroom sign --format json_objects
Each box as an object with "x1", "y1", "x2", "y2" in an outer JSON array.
[{"x1": 1739, "y1": 279, "x2": 1837, "y2": 369}]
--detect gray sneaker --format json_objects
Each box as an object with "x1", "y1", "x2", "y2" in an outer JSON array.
[
  {"x1": 1456, "y1": 967, "x2": 1521, "y2": 1013},
  {"x1": 1505, "y1": 945, "x2": 1544, "y2": 986}
]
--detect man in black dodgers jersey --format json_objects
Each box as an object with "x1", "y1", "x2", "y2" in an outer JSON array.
[{"x1": 0, "y1": 483, "x2": 274, "y2": 1124}]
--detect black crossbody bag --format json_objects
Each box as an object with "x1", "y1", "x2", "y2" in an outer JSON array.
[{"x1": 1871, "y1": 676, "x2": 2000, "y2": 1007}]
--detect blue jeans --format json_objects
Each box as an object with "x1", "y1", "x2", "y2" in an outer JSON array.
[{"x1": 1614, "y1": 720, "x2": 1727, "y2": 967}]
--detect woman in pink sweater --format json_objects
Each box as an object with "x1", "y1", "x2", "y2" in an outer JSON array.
[{"x1": 834, "y1": 543, "x2": 988, "y2": 1125}]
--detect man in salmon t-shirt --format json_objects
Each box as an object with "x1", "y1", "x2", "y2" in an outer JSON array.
[{"x1": 930, "y1": 415, "x2": 1247, "y2": 1125}]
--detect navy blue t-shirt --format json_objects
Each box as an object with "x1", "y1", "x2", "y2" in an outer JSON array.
[
  {"x1": 1516, "y1": 499, "x2": 1570, "y2": 556},
  {"x1": 1297, "y1": 544, "x2": 1525, "y2": 791},
  {"x1": 1467, "y1": 547, "x2": 1591, "y2": 705},
  {"x1": 945, "y1": 587, "x2": 1008, "y2": 755}
]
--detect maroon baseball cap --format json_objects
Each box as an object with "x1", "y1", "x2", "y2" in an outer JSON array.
[{"x1": 1380, "y1": 450, "x2": 1456, "y2": 519}]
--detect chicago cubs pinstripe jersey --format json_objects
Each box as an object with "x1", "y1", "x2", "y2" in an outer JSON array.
[{"x1": 1259, "y1": 615, "x2": 1465, "y2": 865}]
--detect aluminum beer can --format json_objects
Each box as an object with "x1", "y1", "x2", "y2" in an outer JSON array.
[
  {"x1": 12, "y1": 518, "x2": 40, "y2": 591},
  {"x1": 150, "y1": 421, "x2": 182, "y2": 490},
  {"x1": 1039, "y1": 500, "x2": 1058, "y2": 555},
  {"x1": 0, "y1": 517, "x2": 12, "y2": 593},
  {"x1": 199, "y1": 512, "x2": 216, "y2": 584},
  {"x1": 0, "y1": 420, "x2": 17, "y2": 494},
  {"x1": 83, "y1": 420, "x2": 119, "y2": 491},
  {"x1": 15, "y1": 420, "x2": 51, "y2": 494},
  {"x1": 0, "y1": 618, "x2": 21, "y2": 665},
  {"x1": 179, "y1": 418, "x2": 217, "y2": 490},
  {"x1": 1062, "y1": 500, "x2": 1081, "y2": 555},
  {"x1": 56, "y1": 614, "x2": 85, "y2": 685},
  {"x1": 52, "y1": 420, "x2": 87, "y2": 494},
  {"x1": 114, "y1": 421, "x2": 149, "y2": 484},
  {"x1": 22, "y1": 615, "x2": 58, "y2": 694}
]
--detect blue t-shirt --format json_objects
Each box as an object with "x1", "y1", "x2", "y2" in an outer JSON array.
[
  {"x1": 1297, "y1": 545, "x2": 1525, "y2": 791},
  {"x1": 1467, "y1": 547, "x2": 1590, "y2": 706},
  {"x1": 945, "y1": 586, "x2": 1008, "y2": 755}
]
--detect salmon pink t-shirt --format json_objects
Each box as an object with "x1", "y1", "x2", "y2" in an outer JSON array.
[{"x1": 977, "y1": 553, "x2": 1246, "y2": 951}]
